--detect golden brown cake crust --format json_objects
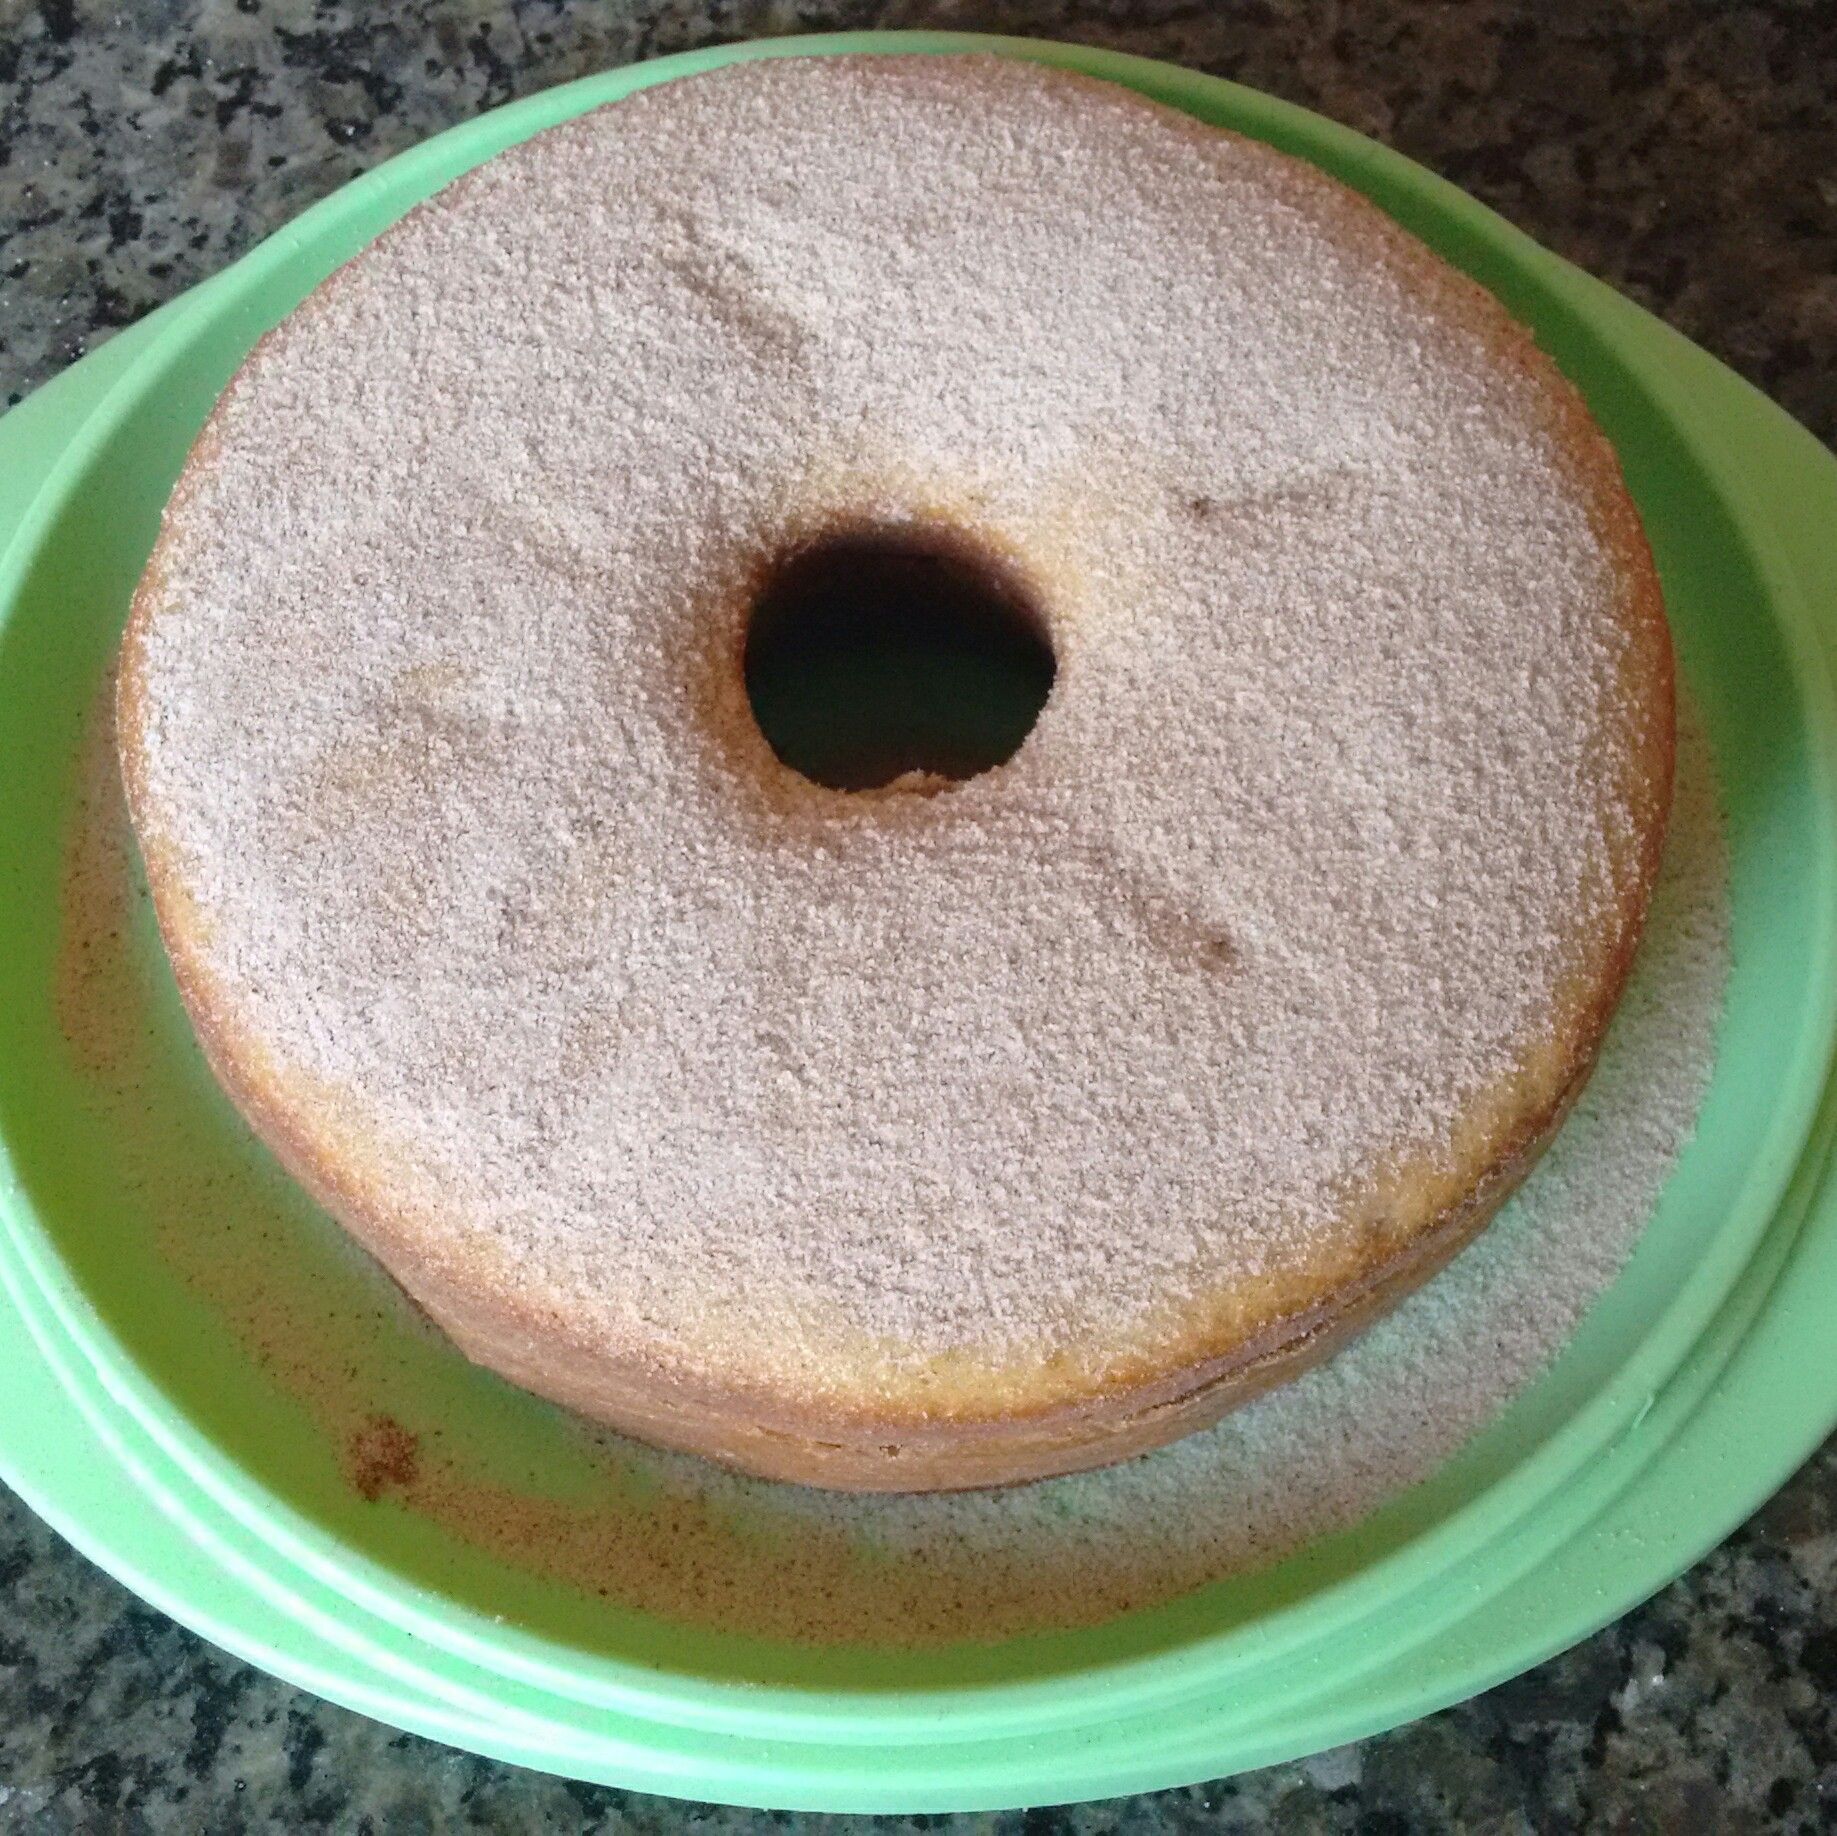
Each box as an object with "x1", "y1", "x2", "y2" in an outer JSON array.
[{"x1": 118, "y1": 54, "x2": 1672, "y2": 1491}]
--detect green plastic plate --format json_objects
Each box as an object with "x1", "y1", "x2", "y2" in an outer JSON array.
[{"x1": 2, "y1": 33, "x2": 1835, "y2": 1812}]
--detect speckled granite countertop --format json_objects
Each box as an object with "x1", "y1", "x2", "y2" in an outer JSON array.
[{"x1": 2, "y1": 2, "x2": 1834, "y2": 1829}]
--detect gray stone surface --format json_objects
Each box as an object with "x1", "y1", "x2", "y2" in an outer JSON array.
[{"x1": 2, "y1": 1, "x2": 1834, "y2": 1829}]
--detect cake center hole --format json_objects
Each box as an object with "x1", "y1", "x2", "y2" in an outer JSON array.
[{"x1": 742, "y1": 532, "x2": 1056, "y2": 792}]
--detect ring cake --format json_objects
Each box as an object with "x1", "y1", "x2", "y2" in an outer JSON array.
[{"x1": 118, "y1": 54, "x2": 1673, "y2": 1490}]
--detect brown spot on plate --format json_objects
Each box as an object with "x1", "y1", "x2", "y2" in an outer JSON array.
[{"x1": 347, "y1": 1414, "x2": 421, "y2": 1501}]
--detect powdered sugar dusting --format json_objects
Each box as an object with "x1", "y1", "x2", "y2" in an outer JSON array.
[{"x1": 127, "y1": 54, "x2": 1661, "y2": 1391}]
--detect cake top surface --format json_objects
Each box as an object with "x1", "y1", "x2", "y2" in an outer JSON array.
[{"x1": 123, "y1": 53, "x2": 1667, "y2": 1402}]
